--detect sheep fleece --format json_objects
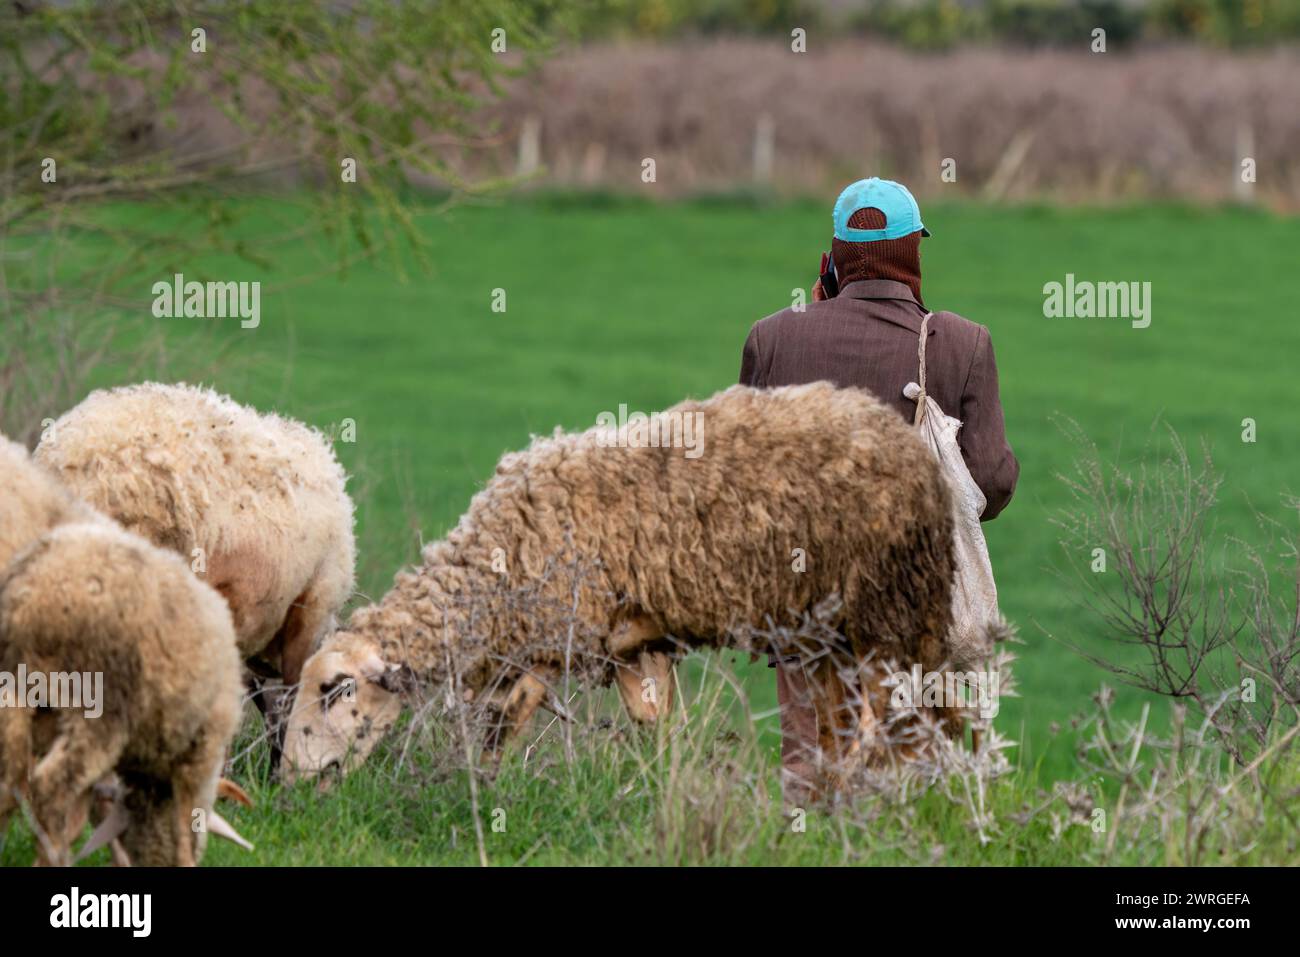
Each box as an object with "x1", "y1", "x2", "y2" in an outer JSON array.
[
  {"x1": 0, "y1": 522, "x2": 242, "y2": 865},
  {"x1": 356, "y1": 382, "x2": 956, "y2": 685},
  {"x1": 34, "y1": 382, "x2": 355, "y2": 663},
  {"x1": 0, "y1": 435, "x2": 99, "y2": 569}
]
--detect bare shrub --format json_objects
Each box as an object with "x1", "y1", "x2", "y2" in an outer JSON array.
[
  {"x1": 223, "y1": 550, "x2": 1020, "y2": 864},
  {"x1": 1051, "y1": 418, "x2": 1300, "y2": 766}
]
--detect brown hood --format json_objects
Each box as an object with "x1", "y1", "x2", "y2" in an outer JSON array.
[{"x1": 831, "y1": 206, "x2": 924, "y2": 305}]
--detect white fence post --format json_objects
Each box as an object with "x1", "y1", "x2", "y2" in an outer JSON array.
[
  {"x1": 517, "y1": 114, "x2": 541, "y2": 178},
  {"x1": 752, "y1": 113, "x2": 775, "y2": 184}
]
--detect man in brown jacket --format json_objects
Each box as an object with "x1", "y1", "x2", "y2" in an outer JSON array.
[{"x1": 738, "y1": 177, "x2": 1019, "y2": 803}]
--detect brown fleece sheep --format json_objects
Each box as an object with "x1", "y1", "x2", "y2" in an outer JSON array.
[
  {"x1": 0, "y1": 522, "x2": 246, "y2": 866},
  {"x1": 283, "y1": 383, "x2": 956, "y2": 789},
  {"x1": 34, "y1": 383, "x2": 356, "y2": 689}
]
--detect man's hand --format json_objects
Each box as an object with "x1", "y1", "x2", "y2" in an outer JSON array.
[{"x1": 813, "y1": 250, "x2": 832, "y2": 302}]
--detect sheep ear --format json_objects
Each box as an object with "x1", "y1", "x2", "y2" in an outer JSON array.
[
  {"x1": 355, "y1": 651, "x2": 390, "y2": 680},
  {"x1": 209, "y1": 810, "x2": 254, "y2": 852},
  {"x1": 370, "y1": 663, "x2": 416, "y2": 695},
  {"x1": 76, "y1": 801, "x2": 130, "y2": 862}
]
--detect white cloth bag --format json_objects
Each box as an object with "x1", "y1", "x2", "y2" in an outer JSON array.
[{"x1": 903, "y1": 313, "x2": 999, "y2": 669}]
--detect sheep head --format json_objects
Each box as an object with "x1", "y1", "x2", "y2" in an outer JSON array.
[{"x1": 280, "y1": 631, "x2": 407, "y2": 785}]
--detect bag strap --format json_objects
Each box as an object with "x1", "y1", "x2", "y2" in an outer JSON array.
[{"x1": 913, "y1": 312, "x2": 933, "y2": 427}]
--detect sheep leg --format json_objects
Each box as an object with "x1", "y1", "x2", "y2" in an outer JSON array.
[
  {"x1": 0, "y1": 776, "x2": 13, "y2": 838},
  {"x1": 844, "y1": 665, "x2": 884, "y2": 766},
  {"x1": 613, "y1": 651, "x2": 676, "y2": 724},
  {"x1": 247, "y1": 674, "x2": 288, "y2": 770},
  {"x1": 607, "y1": 613, "x2": 663, "y2": 658},
  {"x1": 0, "y1": 703, "x2": 31, "y2": 836},
  {"x1": 88, "y1": 781, "x2": 133, "y2": 866},
  {"x1": 169, "y1": 791, "x2": 199, "y2": 868},
  {"x1": 483, "y1": 669, "x2": 553, "y2": 755},
  {"x1": 169, "y1": 731, "x2": 226, "y2": 868},
  {"x1": 29, "y1": 723, "x2": 127, "y2": 866},
  {"x1": 279, "y1": 586, "x2": 332, "y2": 688},
  {"x1": 606, "y1": 613, "x2": 676, "y2": 724},
  {"x1": 252, "y1": 586, "x2": 333, "y2": 770}
]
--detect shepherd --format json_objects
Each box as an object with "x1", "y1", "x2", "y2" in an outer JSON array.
[{"x1": 738, "y1": 177, "x2": 1020, "y2": 805}]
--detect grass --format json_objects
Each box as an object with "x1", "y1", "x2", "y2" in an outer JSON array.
[{"x1": 3, "y1": 194, "x2": 1299, "y2": 865}]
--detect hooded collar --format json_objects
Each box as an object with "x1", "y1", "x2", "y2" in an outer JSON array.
[
  {"x1": 836, "y1": 279, "x2": 934, "y2": 335},
  {"x1": 838, "y1": 279, "x2": 920, "y2": 304}
]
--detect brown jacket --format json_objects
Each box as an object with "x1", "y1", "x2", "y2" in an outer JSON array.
[{"x1": 739, "y1": 279, "x2": 1019, "y2": 520}]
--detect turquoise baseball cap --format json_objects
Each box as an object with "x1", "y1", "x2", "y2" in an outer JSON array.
[{"x1": 832, "y1": 177, "x2": 930, "y2": 242}]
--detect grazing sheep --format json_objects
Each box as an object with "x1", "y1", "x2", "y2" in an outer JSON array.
[
  {"x1": 0, "y1": 521, "x2": 248, "y2": 866},
  {"x1": 34, "y1": 383, "x2": 356, "y2": 692},
  {"x1": 282, "y1": 382, "x2": 957, "y2": 790},
  {"x1": 0, "y1": 435, "x2": 249, "y2": 863}
]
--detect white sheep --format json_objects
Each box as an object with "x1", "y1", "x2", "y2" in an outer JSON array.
[{"x1": 34, "y1": 383, "x2": 356, "y2": 712}]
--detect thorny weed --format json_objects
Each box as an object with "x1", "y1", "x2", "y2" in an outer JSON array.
[{"x1": 221, "y1": 559, "x2": 1034, "y2": 865}]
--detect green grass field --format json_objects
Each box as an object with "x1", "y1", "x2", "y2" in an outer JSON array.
[{"x1": 5, "y1": 196, "x2": 1299, "y2": 865}]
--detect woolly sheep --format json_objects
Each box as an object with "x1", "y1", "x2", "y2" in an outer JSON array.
[
  {"x1": 34, "y1": 383, "x2": 356, "y2": 691},
  {"x1": 0, "y1": 521, "x2": 247, "y2": 866},
  {"x1": 0, "y1": 437, "x2": 249, "y2": 864},
  {"x1": 0, "y1": 434, "x2": 105, "y2": 854},
  {"x1": 282, "y1": 383, "x2": 959, "y2": 789},
  {"x1": 0, "y1": 435, "x2": 101, "y2": 568}
]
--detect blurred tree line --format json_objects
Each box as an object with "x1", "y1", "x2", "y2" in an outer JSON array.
[{"x1": 572, "y1": 0, "x2": 1300, "y2": 48}]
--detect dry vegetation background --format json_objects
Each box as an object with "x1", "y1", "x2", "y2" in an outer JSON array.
[
  {"x1": 71, "y1": 38, "x2": 1300, "y2": 207},
  {"x1": 475, "y1": 40, "x2": 1300, "y2": 205}
]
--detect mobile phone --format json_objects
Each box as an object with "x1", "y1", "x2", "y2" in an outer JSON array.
[{"x1": 819, "y1": 251, "x2": 839, "y2": 298}]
